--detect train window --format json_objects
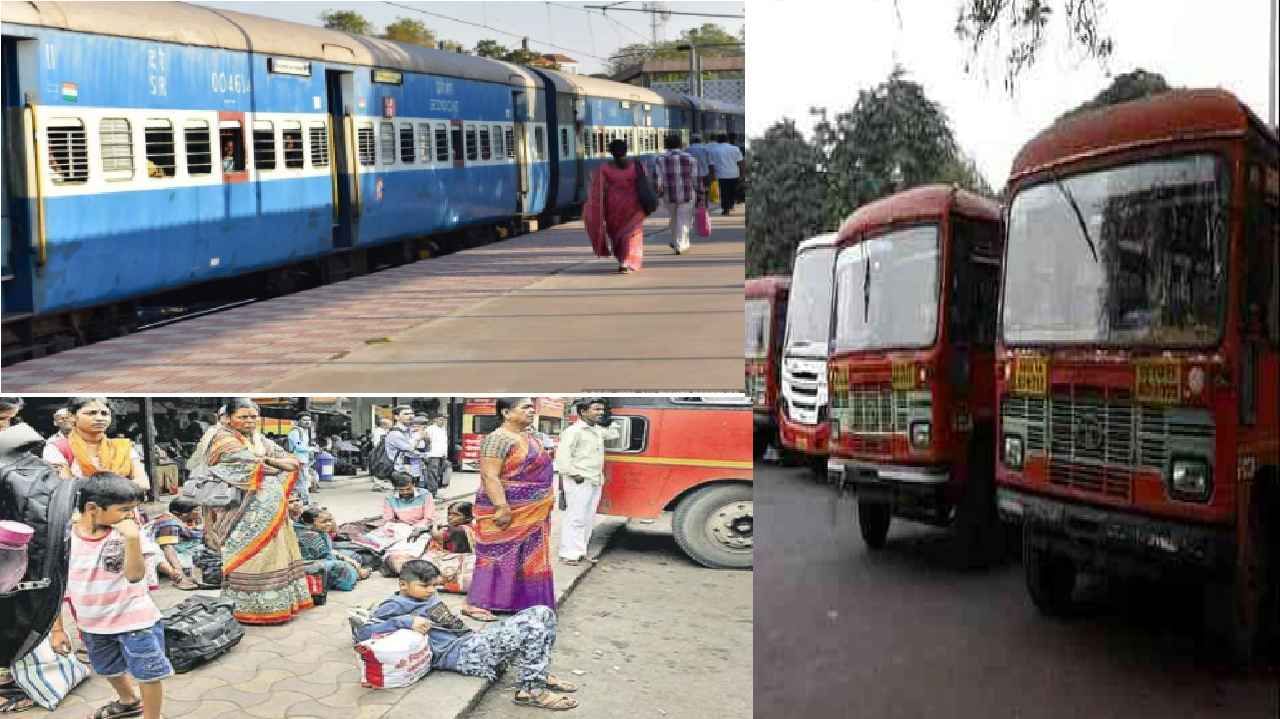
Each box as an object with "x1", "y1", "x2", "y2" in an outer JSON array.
[
  {"x1": 581, "y1": 128, "x2": 590, "y2": 156},
  {"x1": 450, "y1": 126, "x2": 464, "y2": 163},
  {"x1": 492, "y1": 125, "x2": 503, "y2": 160},
  {"x1": 252, "y1": 120, "x2": 275, "y2": 171},
  {"x1": 309, "y1": 123, "x2": 329, "y2": 167},
  {"x1": 417, "y1": 123, "x2": 431, "y2": 164},
  {"x1": 603, "y1": 416, "x2": 648, "y2": 453},
  {"x1": 595, "y1": 129, "x2": 603, "y2": 156},
  {"x1": 46, "y1": 119, "x2": 89, "y2": 184},
  {"x1": 144, "y1": 119, "x2": 176, "y2": 178},
  {"x1": 184, "y1": 120, "x2": 212, "y2": 176},
  {"x1": 399, "y1": 123, "x2": 415, "y2": 164},
  {"x1": 504, "y1": 127, "x2": 515, "y2": 159},
  {"x1": 533, "y1": 126, "x2": 546, "y2": 161},
  {"x1": 479, "y1": 127, "x2": 491, "y2": 161},
  {"x1": 219, "y1": 122, "x2": 245, "y2": 173},
  {"x1": 436, "y1": 124, "x2": 450, "y2": 163},
  {"x1": 99, "y1": 118, "x2": 134, "y2": 180},
  {"x1": 357, "y1": 124, "x2": 375, "y2": 166},
  {"x1": 560, "y1": 128, "x2": 569, "y2": 158},
  {"x1": 282, "y1": 122, "x2": 304, "y2": 169},
  {"x1": 379, "y1": 122, "x2": 395, "y2": 165},
  {"x1": 465, "y1": 125, "x2": 478, "y2": 162}
]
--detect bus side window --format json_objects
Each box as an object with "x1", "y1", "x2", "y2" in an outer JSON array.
[
  {"x1": 1244, "y1": 160, "x2": 1279, "y2": 344},
  {"x1": 604, "y1": 416, "x2": 648, "y2": 453}
]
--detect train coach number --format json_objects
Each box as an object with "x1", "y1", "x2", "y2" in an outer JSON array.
[{"x1": 212, "y1": 72, "x2": 251, "y2": 95}]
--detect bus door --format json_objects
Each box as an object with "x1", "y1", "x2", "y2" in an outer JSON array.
[
  {"x1": 325, "y1": 69, "x2": 356, "y2": 248},
  {"x1": 600, "y1": 409, "x2": 668, "y2": 518},
  {"x1": 512, "y1": 89, "x2": 530, "y2": 214}
]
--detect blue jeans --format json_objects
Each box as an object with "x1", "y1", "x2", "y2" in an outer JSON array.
[{"x1": 82, "y1": 623, "x2": 173, "y2": 683}]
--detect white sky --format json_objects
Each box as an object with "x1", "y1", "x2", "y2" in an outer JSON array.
[
  {"x1": 746, "y1": 0, "x2": 1277, "y2": 189},
  {"x1": 196, "y1": 0, "x2": 745, "y2": 75}
]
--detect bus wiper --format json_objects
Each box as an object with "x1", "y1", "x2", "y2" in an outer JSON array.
[{"x1": 1050, "y1": 172, "x2": 1098, "y2": 263}]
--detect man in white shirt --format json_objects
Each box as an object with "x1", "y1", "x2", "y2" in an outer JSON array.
[
  {"x1": 554, "y1": 398, "x2": 621, "y2": 565},
  {"x1": 424, "y1": 415, "x2": 449, "y2": 499},
  {"x1": 707, "y1": 133, "x2": 745, "y2": 216},
  {"x1": 370, "y1": 417, "x2": 392, "y2": 447}
]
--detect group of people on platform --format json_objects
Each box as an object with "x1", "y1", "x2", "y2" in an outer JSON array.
[{"x1": 0, "y1": 394, "x2": 624, "y2": 714}]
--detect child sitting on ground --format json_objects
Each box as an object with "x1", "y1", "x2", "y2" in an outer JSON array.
[
  {"x1": 59, "y1": 472, "x2": 173, "y2": 719},
  {"x1": 354, "y1": 560, "x2": 580, "y2": 711},
  {"x1": 146, "y1": 498, "x2": 203, "y2": 590}
]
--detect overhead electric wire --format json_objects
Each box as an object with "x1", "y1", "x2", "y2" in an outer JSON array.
[
  {"x1": 581, "y1": 5, "x2": 745, "y2": 19},
  {"x1": 382, "y1": 1, "x2": 615, "y2": 62}
]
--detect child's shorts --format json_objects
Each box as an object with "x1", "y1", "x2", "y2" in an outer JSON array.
[{"x1": 82, "y1": 623, "x2": 173, "y2": 683}]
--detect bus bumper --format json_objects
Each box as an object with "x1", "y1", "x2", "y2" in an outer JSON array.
[{"x1": 835, "y1": 460, "x2": 951, "y2": 524}]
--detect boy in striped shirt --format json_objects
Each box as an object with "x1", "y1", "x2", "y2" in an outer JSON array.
[{"x1": 61, "y1": 473, "x2": 172, "y2": 719}]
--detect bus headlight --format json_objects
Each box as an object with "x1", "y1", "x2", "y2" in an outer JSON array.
[
  {"x1": 1169, "y1": 458, "x2": 1211, "y2": 501},
  {"x1": 910, "y1": 421, "x2": 931, "y2": 449},
  {"x1": 1003, "y1": 434, "x2": 1024, "y2": 469}
]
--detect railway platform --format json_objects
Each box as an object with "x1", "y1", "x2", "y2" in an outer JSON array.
[{"x1": 0, "y1": 208, "x2": 744, "y2": 393}]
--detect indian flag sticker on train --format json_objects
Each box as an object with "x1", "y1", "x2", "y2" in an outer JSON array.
[{"x1": 60, "y1": 82, "x2": 77, "y2": 102}]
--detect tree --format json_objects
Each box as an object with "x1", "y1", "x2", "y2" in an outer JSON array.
[
  {"x1": 383, "y1": 18, "x2": 436, "y2": 48},
  {"x1": 320, "y1": 10, "x2": 373, "y2": 36},
  {"x1": 474, "y1": 39, "x2": 509, "y2": 59},
  {"x1": 677, "y1": 23, "x2": 743, "y2": 56},
  {"x1": 954, "y1": 0, "x2": 1113, "y2": 93},
  {"x1": 746, "y1": 120, "x2": 828, "y2": 277},
  {"x1": 504, "y1": 48, "x2": 544, "y2": 66},
  {"x1": 606, "y1": 22, "x2": 743, "y2": 76},
  {"x1": 1056, "y1": 68, "x2": 1171, "y2": 122}
]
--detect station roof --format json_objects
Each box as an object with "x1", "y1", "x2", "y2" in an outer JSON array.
[
  {"x1": 746, "y1": 275, "x2": 791, "y2": 299},
  {"x1": 1009, "y1": 89, "x2": 1271, "y2": 184},
  {"x1": 836, "y1": 184, "x2": 1000, "y2": 246},
  {"x1": 6, "y1": 1, "x2": 538, "y2": 88}
]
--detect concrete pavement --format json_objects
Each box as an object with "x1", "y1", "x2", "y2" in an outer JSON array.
[
  {"x1": 1, "y1": 208, "x2": 744, "y2": 393},
  {"x1": 34, "y1": 472, "x2": 628, "y2": 719}
]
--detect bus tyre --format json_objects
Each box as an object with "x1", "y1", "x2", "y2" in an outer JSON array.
[
  {"x1": 753, "y1": 430, "x2": 767, "y2": 460},
  {"x1": 1023, "y1": 530, "x2": 1076, "y2": 617},
  {"x1": 808, "y1": 455, "x2": 827, "y2": 481},
  {"x1": 1205, "y1": 475, "x2": 1277, "y2": 665},
  {"x1": 857, "y1": 498, "x2": 891, "y2": 549},
  {"x1": 953, "y1": 434, "x2": 1001, "y2": 568},
  {"x1": 673, "y1": 484, "x2": 753, "y2": 570}
]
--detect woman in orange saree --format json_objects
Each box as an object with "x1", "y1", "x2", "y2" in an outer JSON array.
[
  {"x1": 584, "y1": 139, "x2": 647, "y2": 272},
  {"x1": 202, "y1": 398, "x2": 313, "y2": 625}
]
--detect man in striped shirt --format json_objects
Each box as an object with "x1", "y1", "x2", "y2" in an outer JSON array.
[
  {"x1": 654, "y1": 132, "x2": 699, "y2": 254},
  {"x1": 59, "y1": 472, "x2": 172, "y2": 719}
]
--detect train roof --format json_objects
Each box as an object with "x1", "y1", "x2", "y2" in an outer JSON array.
[
  {"x1": 5, "y1": 1, "x2": 539, "y2": 88},
  {"x1": 1009, "y1": 89, "x2": 1276, "y2": 184},
  {"x1": 745, "y1": 275, "x2": 790, "y2": 299},
  {"x1": 836, "y1": 184, "x2": 1000, "y2": 247},
  {"x1": 538, "y1": 69, "x2": 674, "y2": 106},
  {"x1": 682, "y1": 95, "x2": 744, "y2": 116},
  {"x1": 795, "y1": 232, "x2": 839, "y2": 254}
]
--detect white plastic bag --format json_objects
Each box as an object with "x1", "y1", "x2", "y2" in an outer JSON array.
[
  {"x1": 354, "y1": 628, "x2": 432, "y2": 688},
  {"x1": 353, "y1": 522, "x2": 412, "y2": 552},
  {"x1": 10, "y1": 637, "x2": 90, "y2": 709}
]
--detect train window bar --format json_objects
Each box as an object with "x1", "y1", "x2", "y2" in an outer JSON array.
[
  {"x1": 534, "y1": 126, "x2": 546, "y2": 162},
  {"x1": 504, "y1": 127, "x2": 515, "y2": 160},
  {"x1": 218, "y1": 121, "x2": 245, "y2": 173},
  {"x1": 560, "y1": 128, "x2": 569, "y2": 158},
  {"x1": 416, "y1": 123, "x2": 431, "y2": 164},
  {"x1": 144, "y1": 119, "x2": 176, "y2": 178},
  {"x1": 450, "y1": 125, "x2": 464, "y2": 164},
  {"x1": 465, "y1": 125, "x2": 478, "y2": 162},
  {"x1": 46, "y1": 118, "x2": 89, "y2": 185},
  {"x1": 399, "y1": 123, "x2": 415, "y2": 164},
  {"x1": 308, "y1": 123, "x2": 329, "y2": 167},
  {"x1": 252, "y1": 120, "x2": 275, "y2": 171},
  {"x1": 492, "y1": 124, "x2": 503, "y2": 161},
  {"x1": 435, "y1": 124, "x2": 450, "y2": 163},
  {"x1": 479, "y1": 126, "x2": 492, "y2": 161},
  {"x1": 581, "y1": 128, "x2": 590, "y2": 157},
  {"x1": 184, "y1": 120, "x2": 212, "y2": 176},
  {"x1": 357, "y1": 124, "x2": 375, "y2": 167},
  {"x1": 100, "y1": 118, "x2": 134, "y2": 181},
  {"x1": 282, "y1": 122, "x2": 304, "y2": 169},
  {"x1": 379, "y1": 121, "x2": 395, "y2": 165}
]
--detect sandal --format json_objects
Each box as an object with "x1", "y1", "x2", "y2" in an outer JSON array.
[
  {"x1": 513, "y1": 689, "x2": 578, "y2": 711},
  {"x1": 461, "y1": 607, "x2": 499, "y2": 622},
  {"x1": 90, "y1": 699, "x2": 143, "y2": 719},
  {"x1": 172, "y1": 576, "x2": 199, "y2": 591},
  {"x1": 545, "y1": 675, "x2": 578, "y2": 693},
  {"x1": 0, "y1": 696, "x2": 34, "y2": 713}
]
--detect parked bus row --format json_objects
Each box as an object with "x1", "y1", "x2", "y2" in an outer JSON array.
[{"x1": 749, "y1": 88, "x2": 1280, "y2": 661}]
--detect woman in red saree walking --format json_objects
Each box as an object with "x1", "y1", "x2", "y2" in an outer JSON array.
[
  {"x1": 202, "y1": 398, "x2": 313, "y2": 625},
  {"x1": 584, "y1": 139, "x2": 648, "y2": 273},
  {"x1": 465, "y1": 397, "x2": 556, "y2": 620}
]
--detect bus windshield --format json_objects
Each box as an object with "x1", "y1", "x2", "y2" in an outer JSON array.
[
  {"x1": 784, "y1": 246, "x2": 836, "y2": 357},
  {"x1": 745, "y1": 298, "x2": 770, "y2": 359},
  {"x1": 1003, "y1": 153, "x2": 1228, "y2": 346},
  {"x1": 833, "y1": 225, "x2": 939, "y2": 351}
]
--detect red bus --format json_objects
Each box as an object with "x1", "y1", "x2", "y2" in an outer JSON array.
[
  {"x1": 995, "y1": 90, "x2": 1280, "y2": 659},
  {"x1": 828, "y1": 185, "x2": 1004, "y2": 563},
  {"x1": 777, "y1": 233, "x2": 838, "y2": 475},
  {"x1": 746, "y1": 275, "x2": 789, "y2": 457},
  {"x1": 600, "y1": 396, "x2": 753, "y2": 569}
]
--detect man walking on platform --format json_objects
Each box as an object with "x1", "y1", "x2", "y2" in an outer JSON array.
[
  {"x1": 554, "y1": 399, "x2": 620, "y2": 565},
  {"x1": 654, "y1": 132, "x2": 699, "y2": 254},
  {"x1": 686, "y1": 134, "x2": 713, "y2": 194},
  {"x1": 424, "y1": 415, "x2": 450, "y2": 499},
  {"x1": 287, "y1": 413, "x2": 319, "y2": 504},
  {"x1": 708, "y1": 133, "x2": 745, "y2": 216},
  {"x1": 384, "y1": 407, "x2": 429, "y2": 492}
]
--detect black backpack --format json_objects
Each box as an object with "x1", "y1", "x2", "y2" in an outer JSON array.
[
  {"x1": 367, "y1": 432, "x2": 402, "y2": 480},
  {"x1": 193, "y1": 547, "x2": 223, "y2": 588},
  {"x1": 0, "y1": 442, "x2": 75, "y2": 667},
  {"x1": 161, "y1": 595, "x2": 244, "y2": 673}
]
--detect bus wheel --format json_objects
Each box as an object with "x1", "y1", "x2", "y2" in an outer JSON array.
[
  {"x1": 953, "y1": 434, "x2": 1002, "y2": 568},
  {"x1": 1023, "y1": 530, "x2": 1076, "y2": 616},
  {"x1": 673, "y1": 484, "x2": 753, "y2": 570},
  {"x1": 753, "y1": 431, "x2": 767, "y2": 460},
  {"x1": 857, "y1": 498, "x2": 891, "y2": 549},
  {"x1": 807, "y1": 455, "x2": 827, "y2": 480}
]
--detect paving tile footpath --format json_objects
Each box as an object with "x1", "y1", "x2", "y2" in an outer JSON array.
[
  {"x1": 2, "y1": 208, "x2": 744, "y2": 393},
  {"x1": 32, "y1": 471, "x2": 627, "y2": 719}
]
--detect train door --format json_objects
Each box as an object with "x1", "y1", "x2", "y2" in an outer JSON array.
[
  {"x1": 573, "y1": 96, "x2": 586, "y2": 204},
  {"x1": 512, "y1": 90, "x2": 530, "y2": 215},
  {"x1": 1, "y1": 35, "x2": 32, "y2": 317},
  {"x1": 325, "y1": 70, "x2": 356, "y2": 248}
]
